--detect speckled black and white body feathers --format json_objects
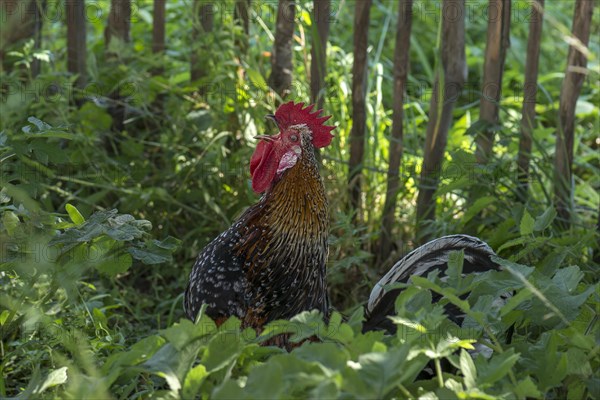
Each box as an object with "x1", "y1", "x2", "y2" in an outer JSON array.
[{"x1": 184, "y1": 125, "x2": 329, "y2": 328}]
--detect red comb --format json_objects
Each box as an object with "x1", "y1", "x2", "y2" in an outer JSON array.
[{"x1": 274, "y1": 102, "x2": 335, "y2": 148}]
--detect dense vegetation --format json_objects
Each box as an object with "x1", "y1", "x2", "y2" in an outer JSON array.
[{"x1": 1, "y1": 0, "x2": 598, "y2": 398}]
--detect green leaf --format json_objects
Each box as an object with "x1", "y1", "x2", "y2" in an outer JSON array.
[
  {"x1": 322, "y1": 311, "x2": 354, "y2": 344},
  {"x1": 161, "y1": 318, "x2": 216, "y2": 351},
  {"x1": 462, "y1": 196, "x2": 496, "y2": 224},
  {"x1": 410, "y1": 276, "x2": 471, "y2": 315},
  {"x1": 35, "y1": 367, "x2": 68, "y2": 394},
  {"x1": 500, "y1": 288, "x2": 532, "y2": 317},
  {"x1": 128, "y1": 247, "x2": 171, "y2": 264},
  {"x1": 0, "y1": 310, "x2": 9, "y2": 325},
  {"x1": 153, "y1": 236, "x2": 181, "y2": 250},
  {"x1": 259, "y1": 310, "x2": 326, "y2": 344},
  {"x1": 513, "y1": 377, "x2": 542, "y2": 399},
  {"x1": 533, "y1": 207, "x2": 556, "y2": 231},
  {"x1": 247, "y1": 69, "x2": 268, "y2": 90},
  {"x1": 242, "y1": 360, "x2": 286, "y2": 398},
  {"x1": 26, "y1": 116, "x2": 52, "y2": 131},
  {"x1": 343, "y1": 345, "x2": 422, "y2": 398},
  {"x1": 519, "y1": 210, "x2": 535, "y2": 236},
  {"x1": 65, "y1": 204, "x2": 85, "y2": 225},
  {"x1": 102, "y1": 335, "x2": 166, "y2": 375},
  {"x1": 95, "y1": 252, "x2": 132, "y2": 276},
  {"x1": 497, "y1": 236, "x2": 527, "y2": 253},
  {"x1": 446, "y1": 250, "x2": 464, "y2": 288},
  {"x1": 551, "y1": 265, "x2": 583, "y2": 293},
  {"x1": 566, "y1": 347, "x2": 593, "y2": 376},
  {"x1": 143, "y1": 341, "x2": 203, "y2": 393},
  {"x1": 201, "y1": 331, "x2": 244, "y2": 372},
  {"x1": 2, "y1": 210, "x2": 20, "y2": 235},
  {"x1": 476, "y1": 348, "x2": 519, "y2": 387},
  {"x1": 459, "y1": 349, "x2": 477, "y2": 389},
  {"x1": 182, "y1": 364, "x2": 208, "y2": 399},
  {"x1": 531, "y1": 338, "x2": 568, "y2": 391},
  {"x1": 292, "y1": 342, "x2": 349, "y2": 371}
]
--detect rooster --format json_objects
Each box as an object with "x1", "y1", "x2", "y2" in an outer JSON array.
[
  {"x1": 184, "y1": 102, "x2": 500, "y2": 337},
  {"x1": 184, "y1": 102, "x2": 335, "y2": 329}
]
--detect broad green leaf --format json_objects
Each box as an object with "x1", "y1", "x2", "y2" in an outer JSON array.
[
  {"x1": 153, "y1": 236, "x2": 181, "y2": 250},
  {"x1": 476, "y1": 348, "x2": 519, "y2": 386},
  {"x1": 393, "y1": 286, "x2": 433, "y2": 316},
  {"x1": 346, "y1": 306, "x2": 365, "y2": 334},
  {"x1": 342, "y1": 345, "x2": 422, "y2": 398},
  {"x1": 322, "y1": 312, "x2": 354, "y2": 344},
  {"x1": 537, "y1": 351, "x2": 568, "y2": 391},
  {"x1": 242, "y1": 360, "x2": 286, "y2": 398},
  {"x1": 103, "y1": 335, "x2": 166, "y2": 373},
  {"x1": 259, "y1": 310, "x2": 326, "y2": 343},
  {"x1": 95, "y1": 253, "x2": 132, "y2": 276},
  {"x1": 513, "y1": 377, "x2": 543, "y2": 399},
  {"x1": 162, "y1": 319, "x2": 208, "y2": 351},
  {"x1": 566, "y1": 347, "x2": 593, "y2": 376},
  {"x1": 567, "y1": 380, "x2": 587, "y2": 400},
  {"x1": 201, "y1": 331, "x2": 244, "y2": 372},
  {"x1": 143, "y1": 341, "x2": 203, "y2": 393},
  {"x1": 35, "y1": 367, "x2": 68, "y2": 394},
  {"x1": 533, "y1": 207, "x2": 556, "y2": 231},
  {"x1": 489, "y1": 257, "x2": 535, "y2": 284},
  {"x1": 444, "y1": 378, "x2": 463, "y2": 393},
  {"x1": 182, "y1": 364, "x2": 208, "y2": 399},
  {"x1": 2, "y1": 210, "x2": 19, "y2": 235},
  {"x1": 522, "y1": 332, "x2": 566, "y2": 392},
  {"x1": 410, "y1": 276, "x2": 470, "y2": 314},
  {"x1": 551, "y1": 265, "x2": 583, "y2": 293},
  {"x1": 500, "y1": 288, "x2": 532, "y2": 317},
  {"x1": 292, "y1": 342, "x2": 349, "y2": 371},
  {"x1": 26, "y1": 116, "x2": 52, "y2": 131},
  {"x1": 519, "y1": 210, "x2": 535, "y2": 236},
  {"x1": 346, "y1": 331, "x2": 386, "y2": 359}
]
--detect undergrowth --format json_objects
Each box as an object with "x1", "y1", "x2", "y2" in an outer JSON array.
[{"x1": 1, "y1": 0, "x2": 599, "y2": 398}]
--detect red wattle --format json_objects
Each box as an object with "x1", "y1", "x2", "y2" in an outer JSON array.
[
  {"x1": 250, "y1": 140, "x2": 268, "y2": 176},
  {"x1": 250, "y1": 140, "x2": 278, "y2": 193}
]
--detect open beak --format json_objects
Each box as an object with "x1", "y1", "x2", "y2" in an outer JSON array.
[
  {"x1": 254, "y1": 134, "x2": 275, "y2": 142},
  {"x1": 255, "y1": 114, "x2": 280, "y2": 142}
]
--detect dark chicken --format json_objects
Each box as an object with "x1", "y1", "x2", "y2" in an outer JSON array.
[
  {"x1": 184, "y1": 102, "x2": 500, "y2": 336},
  {"x1": 184, "y1": 102, "x2": 334, "y2": 329}
]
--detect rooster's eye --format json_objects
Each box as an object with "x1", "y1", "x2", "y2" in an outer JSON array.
[{"x1": 290, "y1": 134, "x2": 298, "y2": 142}]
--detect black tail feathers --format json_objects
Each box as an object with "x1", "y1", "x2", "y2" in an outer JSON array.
[{"x1": 363, "y1": 234, "x2": 500, "y2": 333}]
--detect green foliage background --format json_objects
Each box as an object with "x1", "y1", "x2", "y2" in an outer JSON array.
[{"x1": 0, "y1": 0, "x2": 598, "y2": 398}]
